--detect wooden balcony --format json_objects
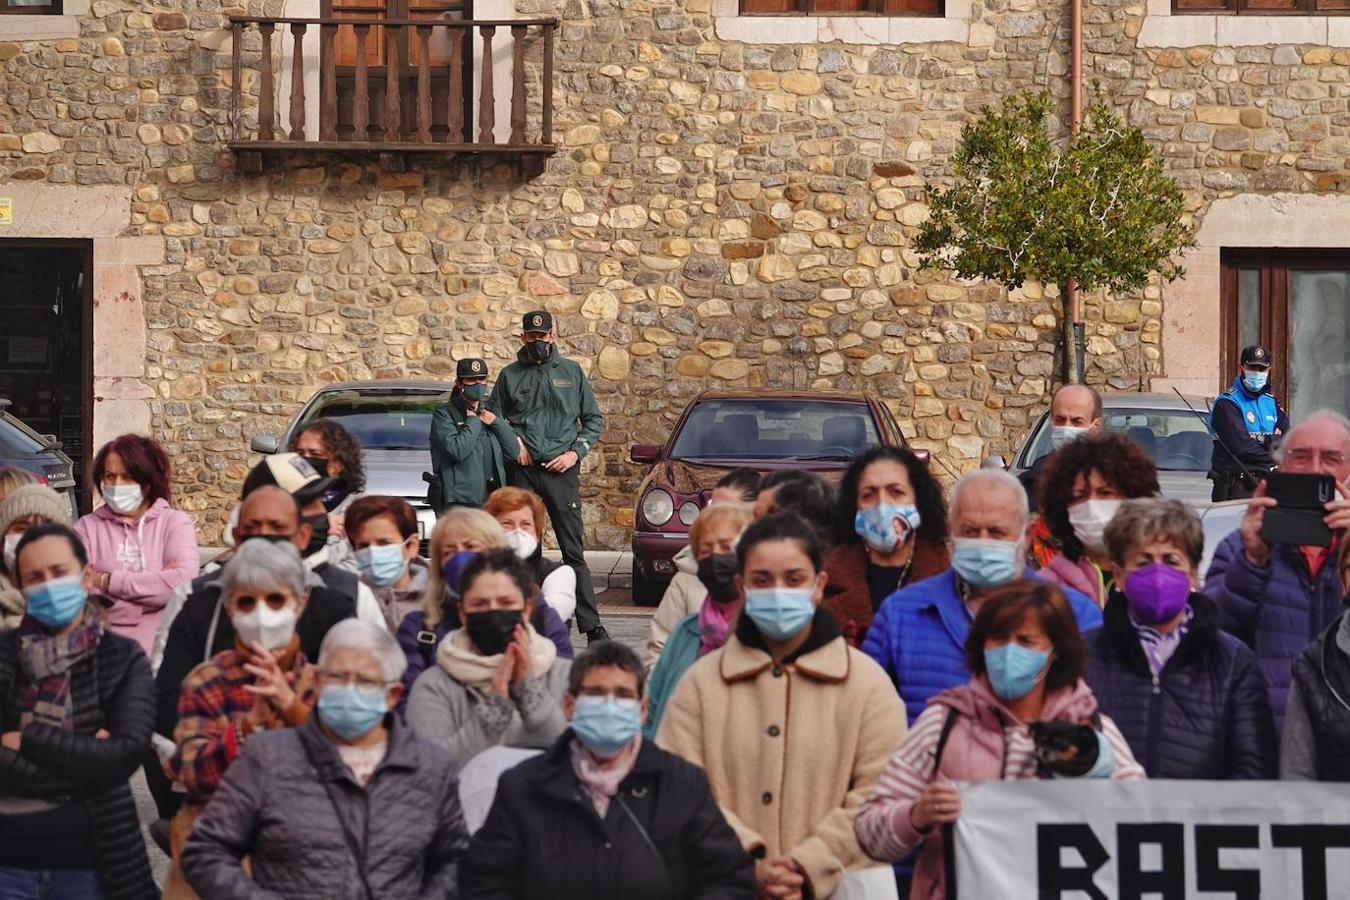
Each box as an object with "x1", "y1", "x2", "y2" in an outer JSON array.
[{"x1": 226, "y1": 14, "x2": 557, "y2": 166}]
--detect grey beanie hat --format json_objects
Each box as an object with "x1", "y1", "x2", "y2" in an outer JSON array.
[{"x1": 0, "y1": 484, "x2": 73, "y2": 535}]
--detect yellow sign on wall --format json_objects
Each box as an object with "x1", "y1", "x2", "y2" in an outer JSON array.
[{"x1": 0, "y1": 198, "x2": 11, "y2": 226}]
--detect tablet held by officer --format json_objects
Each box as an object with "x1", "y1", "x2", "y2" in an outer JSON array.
[
  {"x1": 1208, "y1": 344, "x2": 1290, "y2": 501},
  {"x1": 428, "y1": 357, "x2": 522, "y2": 511},
  {"x1": 489, "y1": 311, "x2": 608, "y2": 643}
]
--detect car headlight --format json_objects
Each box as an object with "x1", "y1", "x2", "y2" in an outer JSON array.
[
  {"x1": 678, "y1": 501, "x2": 700, "y2": 527},
  {"x1": 642, "y1": 489, "x2": 674, "y2": 526}
]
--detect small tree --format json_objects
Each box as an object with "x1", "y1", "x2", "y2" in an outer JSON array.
[{"x1": 915, "y1": 90, "x2": 1195, "y2": 384}]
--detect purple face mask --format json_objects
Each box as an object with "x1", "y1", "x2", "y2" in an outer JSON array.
[{"x1": 1123, "y1": 563, "x2": 1192, "y2": 625}]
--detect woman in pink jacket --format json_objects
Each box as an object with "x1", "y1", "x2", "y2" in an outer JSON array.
[
  {"x1": 855, "y1": 580, "x2": 1144, "y2": 900},
  {"x1": 74, "y1": 434, "x2": 199, "y2": 655}
]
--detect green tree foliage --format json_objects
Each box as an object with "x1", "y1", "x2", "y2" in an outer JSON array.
[{"x1": 915, "y1": 90, "x2": 1195, "y2": 381}]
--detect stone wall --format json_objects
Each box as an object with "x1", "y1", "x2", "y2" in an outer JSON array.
[{"x1": 1, "y1": 0, "x2": 1346, "y2": 546}]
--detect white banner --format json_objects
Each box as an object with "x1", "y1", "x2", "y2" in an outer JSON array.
[{"x1": 953, "y1": 780, "x2": 1350, "y2": 899}]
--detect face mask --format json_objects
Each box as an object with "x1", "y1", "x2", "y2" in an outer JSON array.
[
  {"x1": 23, "y1": 575, "x2": 88, "y2": 629},
  {"x1": 1068, "y1": 499, "x2": 1123, "y2": 550},
  {"x1": 300, "y1": 456, "x2": 330, "y2": 478},
  {"x1": 1242, "y1": 370, "x2": 1269, "y2": 393},
  {"x1": 571, "y1": 694, "x2": 642, "y2": 757},
  {"x1": 1123, "y1": 562, "x2": 1192, "y2": 625},
  {"x1": 303, "y1": 513, "x2": 330, "y2": 557},
  {"x1": 462, "y1": 384, "x2": 487, "y2": 403},
  {"x1": 951, "y1": 538, "x2": 1021, "y2": 589},
  {"x1": 696, "y1": 553, "x2": 740, "y2": 603},
  {"x1": 102, "y1": 483, "x2": 144, "y2": 516},
  {"x1": 465, "y1": 609, "x2": 523, "y2": 656},
  {"x1": 984, "y1": 642, "x2": 1052, "y2": 702},
  {"x1": 524, "y1": 340, "x2": 552, "y2": 363},
  {"x1": 355, "y1": 543, "x2": 408, "y2": 588},
  {"x1": 318, "y1": 684, "x2": 389, "y2": 742},
  {"x1": 233, "y1": 603, "x2": 298, "y2": 652},
  {"x1": 854, "y1": 503, "x2": 922, "y2": 555},
  {"x1": 441, "y1": 550, "x2": 478, "y2": 600},
  {"x1": 744, "y1": 586, "x2": 816, "y2": 641},
  {"x1": 1050, "y1": 425, "x2": 1088, "y2": 452},
  {"x1": 504, "y1": 529, "x2": 539, "y2": 561},
  {"x1": 3, "y1": 533, "x2": 20, "y2": 574}
]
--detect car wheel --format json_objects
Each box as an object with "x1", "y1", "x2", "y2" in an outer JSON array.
[{"x1": 631, "y1": 566, "x2": 667, "y2": 608}]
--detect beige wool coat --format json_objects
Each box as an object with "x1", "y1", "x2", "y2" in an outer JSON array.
[{"x1": 656, "y1": 627, "x2": 908, "y2": 897}]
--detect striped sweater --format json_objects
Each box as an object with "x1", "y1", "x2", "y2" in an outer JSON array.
[{"x1": 855, "y1": 677, "x2": 1144, "y2": 900}]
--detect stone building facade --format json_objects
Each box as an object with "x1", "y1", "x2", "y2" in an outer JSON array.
[{"x1": 1, "y1": 0, "x2": 1349, "y2": 547}]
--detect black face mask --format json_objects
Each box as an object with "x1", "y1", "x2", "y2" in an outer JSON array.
[
  {"x1": 300, "y1": 456, "x2": 330, "y2": 478},
  {"x1": 697, "y1": 553, "x2": 740, "y2": 604},
  {"x1": 465, "y1": 609, "x2": 523, "y2": 656},
  {"x1": 304, "y1": 513, "x2": 330, "y2": 557},
  {"x1": 524, "y1": 340, "x2": 552, "y2": 364}
]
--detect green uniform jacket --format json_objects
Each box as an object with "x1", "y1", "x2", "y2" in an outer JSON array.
[
  {"x1": 429, "y1": 393, "x2": 520, "y2": 507},
  {"x1": 488, "y1": 345, "x2": 604, "y2": 463}
]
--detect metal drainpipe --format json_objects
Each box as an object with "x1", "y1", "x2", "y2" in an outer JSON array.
[{"x1": 1069, "y1": 0, "x2": 1086, "y2": 384}]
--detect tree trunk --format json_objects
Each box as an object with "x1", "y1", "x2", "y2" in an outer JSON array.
[{"x1": 1062, "y1": 290, "x2": 1083, "y2": 385}]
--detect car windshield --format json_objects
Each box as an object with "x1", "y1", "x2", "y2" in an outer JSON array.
[
  {"x1": 1023, "y1": 407, "x2": 1214, "y2": 472},
  {"x1": 668, "y1": 399, "x2": 880, "y2": 461},
  {"x1": 298, "y1": 391, "x2": 451, "y2": 450},
  {"x1": 0, "y1": 415, "x2": 47, "y2": 457}
]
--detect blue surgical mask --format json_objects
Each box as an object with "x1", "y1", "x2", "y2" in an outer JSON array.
[
  {"x1": 744, "y1": 586, "x2": 816, "y2": 641},
  {"x1": 571, "y1": 694, "x2": 642, "y2": 757},
  {"x1": 984, "y1": 642, "x2": 1052, "y2": 701},
  {"x1": 854, "y1": 503, "x2": 922, "y2": 554},
  {"x1": 355, "y1": 543, "x2": 408, "y2": 588},
  {"x1": 23, "y1": 575, "x2": 89, "y2": 629},
  {"x1": 1242, "y1": 369, "x2": 1268, "y2": 392},
  {"x1": 317, "y1": 684, "x2": 389, "y2": 742},
  {"x1": 951, "y1": 537, "x2": 1021, "y2": 589},
  {"x1": 1050, "y1": 425, "x2": 1088, "y2": 452}
]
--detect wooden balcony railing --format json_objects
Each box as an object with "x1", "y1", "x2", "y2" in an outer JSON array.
[{"x1": 227, "y1": 15, "x2": 556, "y2": 159}]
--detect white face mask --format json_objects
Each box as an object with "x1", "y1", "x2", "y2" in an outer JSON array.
[
  {"x1": 1050, "y1": 425, "x2": 1088, "y2": 452},
  {"x1": 102, "y1": 483, "x2": 145, "y2": 516},
  {"x1": 2, "y1": 533, "x2": 19, "y2": 573},
  {"x1": 1068, "y1": 499, "x2": 1124, "y2": 550},
  {"x1": 233, "y1": 603, "x2": 299, "y2": 652},
  {"x1": 504, "y1": 529, "x2": 539, "y2": 561}
]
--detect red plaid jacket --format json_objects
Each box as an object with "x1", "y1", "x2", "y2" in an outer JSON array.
[{"x1": 169, "y1": 645, "x2": 317, "y2": 803}]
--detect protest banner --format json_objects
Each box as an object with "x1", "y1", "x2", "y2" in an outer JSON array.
[{"x1": 953, "y1": 780, "x2": 1350, "y2": 899}]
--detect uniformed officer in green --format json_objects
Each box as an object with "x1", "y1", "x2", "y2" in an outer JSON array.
[
  {"x1": 489, "y1": 310, "x2": 608, "y2": 642},
  {"x1": 428, "y1": 357, "x2": 521, "y2": 510}
]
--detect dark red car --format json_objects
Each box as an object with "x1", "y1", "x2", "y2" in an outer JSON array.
[{"x1": 628, "y1": 389, "x2": 917, "y2": 605}]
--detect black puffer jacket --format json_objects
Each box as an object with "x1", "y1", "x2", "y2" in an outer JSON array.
[
  {"x1": 0, "y1": 615, "x2": 157, "y2": 900},
  {"x1": 182, "y1": 714, "x2": 467, "y2": 899},
  {"x1": 1084, "y1": 591, "x2": 1277, "y2": 780},
  {"x1": 461, "y1": 731, "x2": 756, "y2": 900}
]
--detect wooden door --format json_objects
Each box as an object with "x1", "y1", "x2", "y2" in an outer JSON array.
[{"x1": 322, "y1": 0, "x2": 474, "y2": 142}]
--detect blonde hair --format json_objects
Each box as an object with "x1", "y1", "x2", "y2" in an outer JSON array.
[
  {"x1": 422, "y1": 507, "x2": 507, "y2": 630},
  {"x1": 0, "y1": 467, "x2": 39, "y2": 503},
  {"x1": 687, "y1": 503, "x2": 753, "y2": 553}
]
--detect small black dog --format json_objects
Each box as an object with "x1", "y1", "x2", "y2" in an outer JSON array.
[{"x1": 1030, "y1": 721, "x2": 1100, "y2": 778}]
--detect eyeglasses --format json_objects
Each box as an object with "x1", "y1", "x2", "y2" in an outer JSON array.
[
  {"x1": 1285, "y1": 448, "x2": 1346, "y2": 468},
  {"x1": 232, "y1": 592, "x2": 293, "y2": 614},
  {"x1": 317, "y1": 672, "x2": 391, "y2": 690}
]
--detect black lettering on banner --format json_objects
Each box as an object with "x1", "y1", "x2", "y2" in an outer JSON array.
[
  {"x1": 1037, "y1": 824, "x2": 1109, "y2": 900},
  {"x1": 1117, "y1": 824, "x2": 1185, "y2": 900},
  {"x1": 1195, "y1": 824, "x2": 1260, "y2": 900},
  {"x1": 1271, "y1": 824, "x2": 1350, "y2": 900}
]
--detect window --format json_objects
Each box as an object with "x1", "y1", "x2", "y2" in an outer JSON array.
[
  {"x1": 299, "y1": 389, "x2": 452, "y2": 450},
  {"x1": 1172, "y1": 0, "x2": 1348, "y2": 14},
  {"x1": 1023, "y1": 408, "x2": 1213, "y2": 472},
  {"x1": 0, "y1": 0, "x2": 62, "y2": 14},
  {"x1": 1221, "y1": 250, "x2": 1350, "y2": 422},
  {"x1": 740, "y1": 0, "x2": 942, "y2": 15},
  {"x1": 669, "y1": 399, "x2": 882, "y2": 461}
]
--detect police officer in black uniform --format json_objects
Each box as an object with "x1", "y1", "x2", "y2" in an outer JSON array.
[{"x1": 1209, "y1": 344, "x2": 1291, "y2": 501}]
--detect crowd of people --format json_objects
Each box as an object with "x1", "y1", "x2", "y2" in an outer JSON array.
[{"x1": 0, "y1": 317, "x2": 1348, "y2": 897}]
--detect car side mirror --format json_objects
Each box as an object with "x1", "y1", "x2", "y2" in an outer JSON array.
[
  {"x1": 981, "y1": 455, "x2": 1008, "y2": 470},
  {"x1": 630, "y1": 444, "x2": 661, "y2": 464},
  {"x1": 251, "y1": 434, "x2": 280, "y2": 454}
]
